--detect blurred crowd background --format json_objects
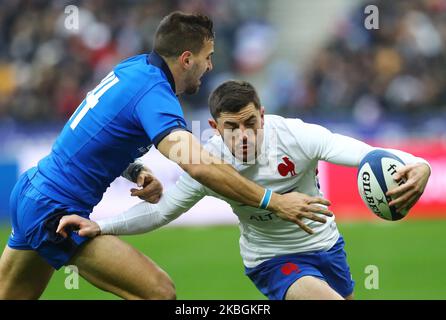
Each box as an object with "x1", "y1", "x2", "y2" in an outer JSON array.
[
  {"x1": 0, "y1": 0, "x2": 445, "y2": 134},
  {"x1": 300, "y1": 0, "x2": 446, "y2": 127},
  {"x1": 0, "y1": 0, "x2": 271, "y2": 122}
]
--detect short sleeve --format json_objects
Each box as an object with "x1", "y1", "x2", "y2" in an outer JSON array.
[{"x1": 135, "y1": 81, "x2": 188, "y2": 147}]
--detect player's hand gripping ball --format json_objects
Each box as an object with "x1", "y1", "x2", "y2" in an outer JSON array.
[{"x1": 357, "y1": 150, "x2": 408, "y2": 221}]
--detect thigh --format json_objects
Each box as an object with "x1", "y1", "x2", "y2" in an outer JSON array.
[
  {"x1": 320, "y1": 236, "x2": 355, "y2": 298},
  {"x1": 68, "y1": 235, "x2": 175, "y2": 300},
  {"x1": 285, "y1": 275, "x2": 344, "y2": 300},
  {"x1": 246, "y1": 256, "x2": 332, "y2": 300},
  {"x1": 0, "y1": 246, "x2": 54, "y2": 299}
]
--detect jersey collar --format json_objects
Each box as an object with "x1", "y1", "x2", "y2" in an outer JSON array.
[{"x1": 147, "y1": 51, "x2": 176, "y2": 93}]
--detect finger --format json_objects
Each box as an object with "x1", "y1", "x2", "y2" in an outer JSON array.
[
  {"x1": 78, "y1": 229, "x2": 90, "y2": 237},
  {"x1": 56, "y1": 216, "x2": 77, "y2": 236},
  {"x1": 136, "y1": 175, "x2": 144, "y2": 188},
  {"x1": 294, "y1": 219, "x2": 314, "y2": 235},
  {"x1": 386, "y1": 181, "x2": 413, "y2": 197},
  {"x1": 56, "y1": 218, "x2": 66, "y2": 235},
  {"x1": 388, "y1": 189, "x2": 417, "y2": 208},
  {"x1": 78, "y1": 228, "x2": 95, "y2": 238},
  {"x1": 130, "y1": 188, "x2": 144, "y2": 197},
  {"x1": 393, "y1": 164, "x2": 414, "y2": 180},
  {"x1": 303, "y1": 212, "x2": 327, "y2": 224},
  {"x1": 56, "y1": 222, "x2": 68, "y2": 238},
  {"x1": 141, "y1": 183, "x2": 160, "y2": 195},
  {"x1": 306, "y1": 205, "x2": 333, "y2": 217},
  {"x1": 136, "y1": 173, "x2": 152, "y2": 187},
  {"x1": 138, "y1": 173, "x2": 154, "y2": 187},
  {"x1": 307, "y1": 197, "x2": 331, "y2": 206},
  {"x1": 398, "y1": 193, "x2": 420, "y2": 212},
  {"x1": 388, "y1": 187, "x2": 416, "y2": 207}
]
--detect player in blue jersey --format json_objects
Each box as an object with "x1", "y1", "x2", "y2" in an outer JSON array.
[{"x1": 0, "y1": 12, "x2": 333, "y2": 299}]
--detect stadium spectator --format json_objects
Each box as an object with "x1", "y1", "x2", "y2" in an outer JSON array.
[
  {"x1": 0, "y1": 0, "x2": 269, "y2": 122},
  {"x1": 283, "y1": 0, "x2": 446, "y2": 122}
]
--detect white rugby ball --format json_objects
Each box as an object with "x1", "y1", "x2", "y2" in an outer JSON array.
[{"x1": 357, "y1": 150, "x2": 408, "y2": 221}]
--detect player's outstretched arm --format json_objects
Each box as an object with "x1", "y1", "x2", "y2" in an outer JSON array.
[
  {"x1": 57, "y1": 172, "x2": 207, "y2": 237},
  {"x1": 295, "y1": 122, "x2": 431, "y2": 212},
  {"x1": 291, "y1": 121, "x2": 431, "y2": 214},
  {"x1": 56, "y1": 202, "x2": 173, "y2": 237},
  {"x1": 157, "y1": 130, "x2": 333, "y2": 234}
]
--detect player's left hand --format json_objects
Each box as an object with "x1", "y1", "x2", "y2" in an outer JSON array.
[
  {"x1": 387, "y1": 163, "x2": 431, "y2": 213},
  {"x1": 130, "y1": 170, "x2": 163, "y2": 203}
]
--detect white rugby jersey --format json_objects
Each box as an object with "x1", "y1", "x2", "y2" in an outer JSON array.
[{"x1": 98, "y1": 115, "x2": 428, "y2": 268}]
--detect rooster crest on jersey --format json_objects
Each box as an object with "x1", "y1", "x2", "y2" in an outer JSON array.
[
  {"x1": 357, "y1": 149, "x2": 408, "y2": 221},
  {"x1": 278, "y1": 156, "x2": 296, "y2": 177}
]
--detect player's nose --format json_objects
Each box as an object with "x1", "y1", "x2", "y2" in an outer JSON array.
[{"x1": 239, "y1": 126, "x2": 249, "y2": 140}]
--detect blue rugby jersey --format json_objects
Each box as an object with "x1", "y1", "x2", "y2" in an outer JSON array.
[{"x1": 28, "y1": 52, "x2": 187, "y2": 210}]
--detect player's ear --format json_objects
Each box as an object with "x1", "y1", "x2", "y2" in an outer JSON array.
[
  {"x1": 260, "y1": 106, "x2": 265, "y2": 127},
  {"x1": 179, "y1": 51, "x2": 193, "y2": 70},
  {"x1": 208, "y1": 119, "x2": 219, "y2": 134}
]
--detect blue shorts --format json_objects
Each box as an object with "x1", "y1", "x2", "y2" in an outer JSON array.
[
  {"x1": 245, "y1": 236, "x2": 355, "y2": 300},
  {"x1": 7, "y1": 171, "x2": 91, "y2": 270}
]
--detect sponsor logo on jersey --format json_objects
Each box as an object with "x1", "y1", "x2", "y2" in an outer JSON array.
[
  {"x1": 137, "y1": 145, "x2": 152, "y2": 156},
  {"x1": 250, "y1": 213, "x2": 274, "y2": 221}
]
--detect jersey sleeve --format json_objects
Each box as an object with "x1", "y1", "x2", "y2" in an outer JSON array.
[
  {"x1": 284, "y1": 118, "x2": 430, "y2": 167},
  {"x1": 134, "y1": 81, "x2": 188, "y2": 147},
  {"x1": 97, "y1": 172, "x2": 207, "y2": 235}
]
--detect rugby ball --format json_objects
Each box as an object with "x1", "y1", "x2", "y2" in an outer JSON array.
[{"x1": 357, "y1": 150, "x2": 408, "y2": 221}]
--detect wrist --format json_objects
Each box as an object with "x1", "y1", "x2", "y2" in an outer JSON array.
[
  {"x1": 141, "y1": 166, "x2": 152, "y2": 174},
  {"x1": 265, "y1": 192, "x2": 281, "y2": 211},
  {"x1": 94, "y1": 222, "x2": 102, "y2": 236},
  {"x1": 95, "y1": 220, "x2": 107, "y2": 235}
]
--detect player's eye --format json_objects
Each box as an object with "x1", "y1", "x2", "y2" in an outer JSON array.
[{"x1": 244, "y1": 120, "x2": 256, "y2": 128}]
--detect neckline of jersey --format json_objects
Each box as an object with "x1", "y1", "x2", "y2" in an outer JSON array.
[{"x1": 147, "y1": 51, "x2": 176, "y2": 94}]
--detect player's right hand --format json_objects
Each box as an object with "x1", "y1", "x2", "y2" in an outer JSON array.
[
  {"x1": 56, "y1": 215, "x2": 101, "y2": 238},
  {"x1": 130, "y1": 170, "x2": 163, "y2": 203},
  {"x1": 270, "y1": 192, "x2": 333, "y2": 235}
]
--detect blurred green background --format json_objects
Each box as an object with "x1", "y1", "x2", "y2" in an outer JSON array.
[{"x1": 1, "y1": 220, "x2": 444, "y2": 300}]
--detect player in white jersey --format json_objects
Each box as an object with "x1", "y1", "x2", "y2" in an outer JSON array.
[{"x1": 57, "y1": 80, "x2": 431, "y2": 300}]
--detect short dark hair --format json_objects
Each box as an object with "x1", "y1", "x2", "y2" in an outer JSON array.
[
  {"x1": 154, "y1": 11, "x2": 214, "y2": 58},
  {"x1": 209, "y1": 80, "x2": 261, "y2": 119}
]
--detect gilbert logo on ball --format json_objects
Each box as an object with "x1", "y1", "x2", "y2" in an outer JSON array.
[{"x1": 357, "y1": 150, "x2": 408, "y2": 221}]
